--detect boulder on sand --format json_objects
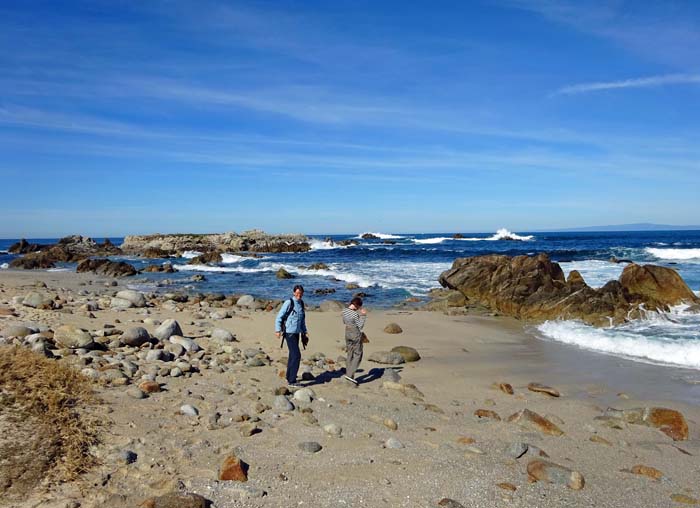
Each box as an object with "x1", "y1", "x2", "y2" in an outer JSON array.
[{"x1": 391, "y1": 346, "x2": 420, "y2": 362}]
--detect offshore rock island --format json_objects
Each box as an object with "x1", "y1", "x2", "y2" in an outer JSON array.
[{"x1": 121, "y1": 230, "x2": 312, "y2": 255}]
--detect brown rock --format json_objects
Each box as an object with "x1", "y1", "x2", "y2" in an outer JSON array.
[
  {"x1": 498, "y1": 383, "x2": 514, "y2": 395},
  {"x1": 605, "y1": 407, "x2": 688, "y2": 441},
  {"x1": 219, "y1": 453, "x2": 248, "y2": 481},
  {"x1": 275, "y1": 267, "x2": 294, "y2": 279},
  {"x1": 507, "y1": 409, "x2": 564, "y2": 436},
  {"x1": 566, "y1": 270, "x2": 586, "y2": 286},
  {"x1": 527, "y1": 382, "x2": 560, "y2": 397},
  {"x1": 383, "y1": 323, "x2": 403, "y2": 334},
  {"x1": 438, "y1": 499, "x2": 466, "y2": 508},
  {"x1": 138, "y1": 380, "x2": 162, "y2": 393},
  {"x1": 527, "y1": 459, "x2": 585, "y2": 490},
  {"x1": 457, "y1": 436, "x2": 475, "y2": 444},
  {"x1": 474, "y1": 409, "x2": 501, "y2": 421},
  {"x1": 189, "y1": 251, "x2": 223, "y2": 265},
  {"x1": 391, "y1": 345, "x2": 420, "y2": 362},
  {"x1": 76, "y1": 258, "x2": 137, "y2": 277},
  {"x1": 630, "y1": 464, "x2": 664, "y2": 480},
  {"x1": 620, "y1": 263, "x2": 699, "y2": 309},
  {"x1": 143, "y1": 247, "x2": 174, "y2": 258},
  {"x1": 671, "y1": 494, "x2": 700, "y2": 505},
  {"x1": 140, "y1": 492, "x2": 209, "y2": 508},
  {"x1": 382, "y1": 381, "x2": 424, "y2": 399},
  {"x1": 438, "y1": 253, "x2": 699, "y2": 326},
  {"x1": 497, "y1": 483, "x2": 517, "y2": 491},
  {"x1": 589, "y1": 435, "x2": 612, "y2": 446}
]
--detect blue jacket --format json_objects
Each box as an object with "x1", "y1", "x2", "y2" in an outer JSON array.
[{"x1": 275, "y1": 297, "x2": 307, "y2": 334}]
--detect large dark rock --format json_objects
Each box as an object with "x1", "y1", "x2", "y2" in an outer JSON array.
[
  {"x1": 9, "y1": 235, "x2": 122, "y2": 269},
  {"x1": 8, "y1": 239, "x2": 48, "y2": 254},
  {"x1": 143, "y1": 247, "x2": 175, "y2": 258},
  {"x1": 439, "y1": 254, "x2": 699, "y2": 326},
  {"x1": 188, "y1": 251, "x2": 223, "y2": 265},
  {"x1": 76, "y1": 258, "x2": 137, "y2": 277}
]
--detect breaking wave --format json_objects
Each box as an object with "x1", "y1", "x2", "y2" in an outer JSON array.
[
  {"x1": 536, "y1": 305, "x2": 700, "y2": 369},
  {"x1": 309, "y1": 239, "x2": 343, "y2": 250},
  {"x1": 356, "y1": 232, "x2": 404, "y2": 240},
  {"x1": 646, "y1": 248, "x2": 700, "y2": 261}
]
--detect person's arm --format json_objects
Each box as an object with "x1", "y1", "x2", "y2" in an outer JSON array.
[
  {"x1": 301, "y1": 302, "x2": 308, "y2": 334},
  {"x1": 275, "y1": 300, "x2": 290, "y2": 335},
  {"x1": 357, "y1": 311, "x2": 367, "y2": 330}
]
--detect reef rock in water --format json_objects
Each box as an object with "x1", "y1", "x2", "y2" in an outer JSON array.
[
  {"x1": 439, "y1": 253, "x2": 699, "y2": 326},
  {"x1": 121, "y1": 230, "x2": 311, "y2": 254}
]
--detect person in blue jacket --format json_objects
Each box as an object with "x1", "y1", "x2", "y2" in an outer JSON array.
[{"x1": 275, "y1": 284, "x2": 308, "y2": 387}]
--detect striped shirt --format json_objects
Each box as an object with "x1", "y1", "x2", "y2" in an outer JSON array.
[{"x1": 342, "y1": 307, "x2": 366, "y2": 334}]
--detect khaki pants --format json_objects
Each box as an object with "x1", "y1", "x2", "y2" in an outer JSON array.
[{"x1": 345, "y1": 330, "x2": 363, "y2": 379}]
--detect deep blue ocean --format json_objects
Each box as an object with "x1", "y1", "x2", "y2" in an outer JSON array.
[{"x1": 2, "y1": 229, "x2": 700, "y2": 370}]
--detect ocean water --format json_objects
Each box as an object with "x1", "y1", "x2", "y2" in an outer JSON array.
[{"x1": 2, "y1": 229, "x2": 700, "y2": 370}]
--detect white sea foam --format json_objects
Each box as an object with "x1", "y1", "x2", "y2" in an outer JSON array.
[
  {"x1": 0, "y1": 263, "x2": 8, "y2": 269},
  {"x1": 414, "y1": 229, "x2": 534, "y2": 244},
  {"x1": 274, "y1": 263, "x2": 374, "y2": 287},
  {"x1": 172, "y1": 264, "x2": 270, "y2": 274},
  {"x1": 646, "y1": 248, "x2": 700, "y2": 261},
  {"x1": 485, "y1": 228, "x2": 534, "y2": 241},
  {"x1": 309, "y1": 239, "x2": 343, "y2": 250},
  {"x1": 559, "y1": 260, "x2": 625, "y2": 289},
  {"x1": 0, "y1": 250, "x2": 8, "y2": 254},
  {"x1": 537, "y1": 306, "x2": 700, "y2": 369},
  {"x1": 221, "y1": 253, "x2": 247, "y2": 264},
  {"x1": 181, "y1": 250, "x2": 202, "y2": 259},
  {"x1": 356, "y1": 232, "x2": 404, "y2": 240},
  {"x1": 47, "y1": 268, "x2": 71, "y2": 272},
  {"x1": 413, "y1": 237, "x2": 452, "y2": 245}
]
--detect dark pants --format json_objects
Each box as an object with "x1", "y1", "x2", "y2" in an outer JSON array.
[{"x1": 285, "y1": 333, "x2": 301, "y2": 384}]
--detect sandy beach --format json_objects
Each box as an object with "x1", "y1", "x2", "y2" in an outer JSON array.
[{"x1": 1, "y1": 268, "x2": 699, "y2": 508}]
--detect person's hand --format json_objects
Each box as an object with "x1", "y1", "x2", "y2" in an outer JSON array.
[
  {"x1": 275, "y1": 331, "x2": 281, "y2": 338},
  {"x1": 360, "y1": 308, "x2": 367, "y2": 315}
]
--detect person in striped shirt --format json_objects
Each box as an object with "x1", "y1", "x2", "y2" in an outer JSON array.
[{"x1": 342, "y1": 296, "x2": 367, "y2": 385}]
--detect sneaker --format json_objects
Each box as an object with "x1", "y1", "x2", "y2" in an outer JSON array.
[
  {"x1": 287, "y1": 382, "x2": 302, "y2": 389},
  {"x1": 343, "y1": 375, "x2": 359, "y2": 385}
]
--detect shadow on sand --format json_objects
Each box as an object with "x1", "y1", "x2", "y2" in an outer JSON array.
[{"x1": 302, "y1": 366, "x2": 403, "y2": 387}]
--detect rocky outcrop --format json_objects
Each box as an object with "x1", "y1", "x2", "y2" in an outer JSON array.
[
  {"x1": 76, "y1": 258, "x2": 137, "y2": 277},
  {"x1": 8, "y1": 239, "x2": 49, "y2": 254},
  {"x1": 9, "y1": 236, "x2": 123, "y2": 270},
  {"x1": 439, "y1": 253, "x2": 699, "y2": 326},
  {"x1": 121, "y1": 230, "x2": 310, "y2": 254},
  {"x1": 188, "y1": 251, "x2": 223, "y2": 265}
]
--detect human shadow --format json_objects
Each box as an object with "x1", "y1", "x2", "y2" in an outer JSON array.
[
  {"x1": 302, "y1": 368, "x2": 345, "y2": 387},
  {"x1": 356, "y1": 366, "x2": 403, "y2": 385}
]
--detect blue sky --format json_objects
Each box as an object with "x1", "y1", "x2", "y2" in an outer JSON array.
[{"x1": 1, "y1": 0, "x2": 699, "y2": 237}]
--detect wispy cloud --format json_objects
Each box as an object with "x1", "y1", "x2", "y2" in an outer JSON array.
[
  {"x1": 505, "y1": 0, "x2": 700, "y2": 68},
  {"x1": 554, "y1": 73, "x2": 700, "y2": 95}
]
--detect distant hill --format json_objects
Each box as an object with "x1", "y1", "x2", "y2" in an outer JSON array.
[{"x1": 560, "y1": 223, "x2": 700, "y2": 232}]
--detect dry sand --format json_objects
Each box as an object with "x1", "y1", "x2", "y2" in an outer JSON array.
[{"x1": 1, "y1": 268, "x2": 699, "y2": 508}]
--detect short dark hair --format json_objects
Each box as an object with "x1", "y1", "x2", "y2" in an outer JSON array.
[
  {"x1": 350, "y1": 297, "x2": 363, "y2": 308},
  {"x1": 293, "y1": 284, "x2": 305, "y2": 293}
]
